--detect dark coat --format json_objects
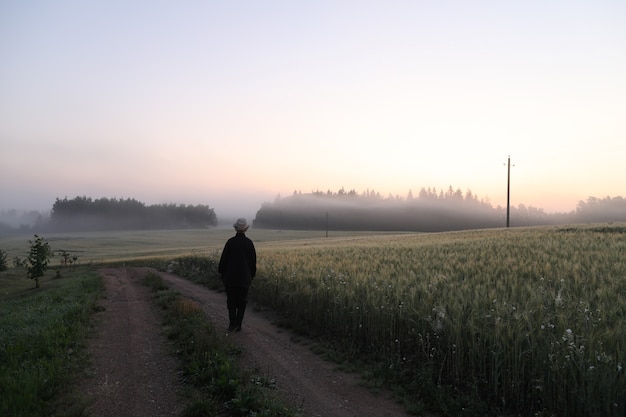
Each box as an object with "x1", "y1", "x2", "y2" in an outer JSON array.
[{"x1": 218, "y1": 232, "x2": 256, "y2": 287}]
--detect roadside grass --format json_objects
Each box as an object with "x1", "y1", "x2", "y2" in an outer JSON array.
[
  {"x1": 0, "y1": 267, "x2": 103, "y2": 417},
  {"x1": 0, "y1": 264, "x2": 36, "y2": 297},
  {"x1": 141, "y1": 271, "x2": 296, "y2": 417},
  {"x1": 161, "y1": 255, "x2": 222, "y2": 289}
]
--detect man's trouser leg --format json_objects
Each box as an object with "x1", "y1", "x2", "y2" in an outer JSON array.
[
  {"x1": 226, "y1": 288, "x2": 237, "y2": 331},
  {"x1": 235, "y1": 287, "x2": 249, "y2": 331}
]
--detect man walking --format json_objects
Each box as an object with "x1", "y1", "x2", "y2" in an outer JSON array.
[{"x1": 218, "y1": 218, "x2": 256, "y2": 332}]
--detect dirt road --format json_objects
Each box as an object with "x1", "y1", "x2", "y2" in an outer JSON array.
[{"x1": 82, "y1": 267, "x2": 414, "y2": 417}]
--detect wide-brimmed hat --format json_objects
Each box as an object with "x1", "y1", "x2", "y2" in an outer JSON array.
[{"x1": 233, "y1": 218, "x2": 249, "y2": 232}]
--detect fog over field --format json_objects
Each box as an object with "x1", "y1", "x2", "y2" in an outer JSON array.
[{"x1": 4, "y1": 189, "x2": 625, "y2": 235}]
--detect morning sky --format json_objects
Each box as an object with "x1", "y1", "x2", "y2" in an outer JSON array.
[{"x1": 1, "y1": 1, "x2": 625, "y2": 220}]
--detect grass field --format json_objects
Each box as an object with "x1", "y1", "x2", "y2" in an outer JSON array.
[
  {"x1": 1, "y1": 224, "x2": 625, "y2": 416},
  {"x1": 0, "y1": 228, "x2": 391, "y2": 268}
]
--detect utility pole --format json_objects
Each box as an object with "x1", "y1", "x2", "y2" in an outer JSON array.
[
  {"x1": 325, "y1": 211, "x2": 329, "y2": 238},
  {"x1": 506, "y1": 155, "x2": 512, "y2": 228}
]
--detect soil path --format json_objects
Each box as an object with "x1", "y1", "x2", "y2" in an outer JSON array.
[
  {"x1": 83, "y1": 267, "x2": 418, "y2": 417},
  {"x1": 81, "y1": 268, "x2": 184, "y2": 417}
]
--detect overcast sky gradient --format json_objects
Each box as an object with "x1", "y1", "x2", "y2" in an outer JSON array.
[{"x1": 1, "y1": 1, "x2": 625, "y2": 221}]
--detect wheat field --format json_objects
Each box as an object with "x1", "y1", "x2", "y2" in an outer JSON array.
[{"x1": 251, "y1": 225, "x2": 626, "y2": 416}]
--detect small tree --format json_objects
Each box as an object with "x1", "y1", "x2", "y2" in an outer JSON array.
[
  {"x1": 55, "y1": 250, "x2": 79, "y2": 278},
  {"x1": 0, "y1": 249, "x2": 7, "y2": 272},
  {"x1": 27, "y1": 235, "x2": 52, "y2": 288}
]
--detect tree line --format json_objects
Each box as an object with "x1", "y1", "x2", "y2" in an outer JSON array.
[
  {"x1": 47, "y1": 196, "x2": 217, "y2": 231},
  {"x1": 253, "y1": 188, "x2": 626, "y2": 231},
  {"x1": 50, "y1": 196, "x2": 217, "y2": 231},
  {"x1": 0, "y1": 196, "x2": 219, "y2": 234}
]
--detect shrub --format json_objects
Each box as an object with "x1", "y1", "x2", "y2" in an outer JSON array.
[{"x1": 0, "y1": 249, "x2": 7, "y2": 271}]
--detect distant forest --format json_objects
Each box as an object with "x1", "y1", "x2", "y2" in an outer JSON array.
[
  {"x1": 49, "y1": 196, "x2": 217, "y2": 231},
  {"x1": 2, "y1": 189, "x2": 625, "y2": 235},
  {"x1": 253, "y1": 187, "x2": 626, "y2": 232},
  {"x1": 0, "y1": 196, "x2": 217, "y2": 234}
]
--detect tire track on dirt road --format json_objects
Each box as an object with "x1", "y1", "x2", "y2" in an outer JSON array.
[{"x1": 83, "y1": 268, "x2": 183, "y2": 417}]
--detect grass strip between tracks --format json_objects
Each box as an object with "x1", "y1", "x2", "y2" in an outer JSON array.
[{"x1": 141, "y1": 271, "x2": 297, "y2": 417}]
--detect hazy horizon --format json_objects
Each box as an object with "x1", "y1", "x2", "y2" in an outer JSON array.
[
  {"x1": 0, "y1": 185, "x2": 618, "y2": 218},
  {"x1": 2, "y1": 2, "x2": 625, "y2": 218}
]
